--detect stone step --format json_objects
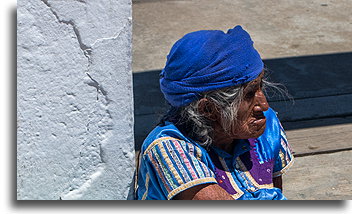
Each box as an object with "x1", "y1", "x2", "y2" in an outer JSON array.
[
  {"x1": 283, "y1": 117, "x2": 352, "y2": 156},
  {"x1": 283, "y1": 150, "x2": 352, "y2": 200}
]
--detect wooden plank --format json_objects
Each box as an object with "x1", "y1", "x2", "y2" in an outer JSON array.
[
  {"x1": 133, "y1": 69, "x2": 352, "y2": 122},
  {"x1": 284, "y1": 118, "x2": 352, "y2": 156},
  {"x1": 283, "y1": 150, "x2": 352, "y2": 200},
  {"x1": 270, "y1": 93, "x2": 352, "y2": 122}
]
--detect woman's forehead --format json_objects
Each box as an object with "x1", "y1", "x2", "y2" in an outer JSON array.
[{"x1": 244, "y1": 71, "x2": 264, "y2": 88}]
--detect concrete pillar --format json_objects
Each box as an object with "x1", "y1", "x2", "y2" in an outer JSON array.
[{"x1": 17, "y1": 0, "x2": 134, "y2": 200}]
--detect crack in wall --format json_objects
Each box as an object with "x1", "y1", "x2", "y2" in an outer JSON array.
[
  {"x1": 43, "y1": 0, "x2": 131, "y2": 70},
  {"x1": 42, "y1": 0, "x2": 130, "y2": 100},
  {"x1": 86, "y1": 72, "x2": 108, "y2": 99},
  {"x1": 41, "y1": 0, "x2": 124, "y2": 199},
  {"x1": 41, "y1": 0, "x2": 92, "y2": 60},
  {"x1": 90, "y1": 17, "x2": 132, "y2": 48},
  {"x1": 84, "y1": 18, "x2": 131, "y2": 101},
  {"x1": 75, "y1": 0, "x2": 87, "y2": 3}
]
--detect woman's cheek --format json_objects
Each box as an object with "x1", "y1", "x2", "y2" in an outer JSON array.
[{"x1": 231, "y1": 123, "x2": 252, "y2": 139}]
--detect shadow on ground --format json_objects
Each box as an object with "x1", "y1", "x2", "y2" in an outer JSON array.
[{"x1": 133, "y1": 52, "x2": 352, "y2": 150}]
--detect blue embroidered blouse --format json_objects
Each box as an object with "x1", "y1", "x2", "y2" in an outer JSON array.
[{"x1": 136, "y1": 108, "x2": 294, "y2": 200}]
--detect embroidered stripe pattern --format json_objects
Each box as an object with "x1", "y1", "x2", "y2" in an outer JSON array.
[
  {"x1": 285, "y1": 150, "x2": 292, "y2": 164},
  {"x1": 188, "y1": 141, "x2": 195, "y2": 156},
  {"x1": 218, "y1": 156, "x2": 244, "y2": 199},
  {"x1": 280, "y1": 138, "x2": 288, "y2": 164},
  {"x1": 197, "y1": 159, "x2": 212, "y2": 178},
  {"x1": 179, "y1": 140, "x2": 205, "y2": 178},
  {"x1": 147, "y1": 151, "x2": 172, "y2": 192},
  {"x1": 277, "y1": 124, "x2": 294, "y2": 171},
  {"x1": 280, "y1": 128, "x2": 288, "y2": 143},
  {"x1": 144, "y1": 137, "x2": 173, "y2": 156},
  {"x1": 151, "y1": 147, "x2": 178, "y2": 190},
  {"x1": 225, "y1": 156, "x2": 252, "y2": 189},
  {"x1": 187, "y1": 143, "x2": 211, "y2": 177},
  {"x1": 157, "y1": 143, "x2": 184, "y2": 186},
  {"x1": 194, "y1": 145, "x2": 202, "y2": 161},
  {"x1": 167, "y1": 177, "x2": 218, "y2": 200},
  {"x1": 173, "y1": 140, "x2": 199, "y2": 180},
  {"x1": 144, "y1": 137, "x2": 218, "y2": 198},
  {"x1": 141, "y1": 173, "x2": 150, "y2": 200},
  {"x1": 281, "y1": 136, "x2": 288, "y2": 148},
  {"x1": 280, "y1": 135, "x2": 293, "y2": 168},
  {"x1": 164, "y1": 141, "x2": 191, "y2": 183},
  {"x1": 279, "y1": 149, "x2": 287, "y2": 167},
  {"x1": 225, "y1": 171, "x2": 244, "y2": 199},
  {"x1": 236, "y1": 157, "x2": 274, "y2": 189}
]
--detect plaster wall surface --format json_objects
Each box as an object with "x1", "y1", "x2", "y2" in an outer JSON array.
[{"x1": 17, "y1": 0, "x2": 134, "y2": 200}]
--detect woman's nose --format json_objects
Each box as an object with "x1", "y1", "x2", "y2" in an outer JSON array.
[{"x1": 255, "y1": 90, "x2": 269, "y2": 111}]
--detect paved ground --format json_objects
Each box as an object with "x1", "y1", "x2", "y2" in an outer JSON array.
[
  {"x1": 132, "y1": 0, "x2": 352, "y2": 200},
  {"x1": 133, "y1": 0, "x2": 352, "y2": 72},
  {"x1": 283, "y1": 150, "x2": 352, "y2": 200}
]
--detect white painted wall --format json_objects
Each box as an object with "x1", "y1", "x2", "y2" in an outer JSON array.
[{"x1": 17, "y1": 0, "x2": 135, "y2": 200}]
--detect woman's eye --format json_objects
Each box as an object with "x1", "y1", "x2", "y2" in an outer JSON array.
[{"x1": 245, "y1": 91, "x2": 255, "y2": 99}]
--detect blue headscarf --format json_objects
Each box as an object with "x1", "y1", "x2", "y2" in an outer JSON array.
[{"x1": 160, "y1": 25, "x2": 264, "y2": 107}]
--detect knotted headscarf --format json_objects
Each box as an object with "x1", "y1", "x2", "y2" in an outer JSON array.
[{"x1": 160, "y1": 25, "x2": 263, "y2": 107}]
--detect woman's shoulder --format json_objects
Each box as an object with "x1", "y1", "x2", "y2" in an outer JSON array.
[{"x1": 140, "y1": 122, "x2": 207, "y2": 157}]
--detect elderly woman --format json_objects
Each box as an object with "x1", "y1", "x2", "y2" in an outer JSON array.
[{"x1": 136, "y1": 26, "x2": 294, "y2": 200}]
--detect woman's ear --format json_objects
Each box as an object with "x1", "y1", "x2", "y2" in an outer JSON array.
[{"x1": 198, "y1": 98, "x2": 219, "y2": 121}]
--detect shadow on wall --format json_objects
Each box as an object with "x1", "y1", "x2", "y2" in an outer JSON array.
[{"x1": 133, "y1": 52, "x2": 352, "y2": 151}]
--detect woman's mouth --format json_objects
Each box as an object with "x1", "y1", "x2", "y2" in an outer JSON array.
[
  {"x1": 252, "y1": 112, "x2": 266, "y2": 127},
  {"x1": 253, "y1": 111, "x2": 265, "y2": 119}
]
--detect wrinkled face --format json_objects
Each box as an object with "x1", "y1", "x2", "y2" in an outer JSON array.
[{"x1": 230, "y1": 72, "x2": 269, "y2": 139}]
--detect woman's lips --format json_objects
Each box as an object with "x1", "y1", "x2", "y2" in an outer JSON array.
[
  {"x1": 253, "y1": 112, "x2": 266, "y2": 127},
  {"x1": 253, "y1": 111, "x2": 265, "y2": 119},
  {"x1": 253, "y1": 117, "x2": 266, "y2": 127}
]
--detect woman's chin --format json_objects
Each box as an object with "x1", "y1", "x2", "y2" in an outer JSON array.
[{"x1": 250, "y1": 123, "x2": 266, "y2": 138}]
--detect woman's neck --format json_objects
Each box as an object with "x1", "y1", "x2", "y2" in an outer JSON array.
[{"x1": 212, "y1": 128, "x2": 240, "y2": 154}]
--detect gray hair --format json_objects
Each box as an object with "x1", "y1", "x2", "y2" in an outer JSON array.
[{"x1": 160, "y1": 73, "x2": 290, "y2": 148}]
